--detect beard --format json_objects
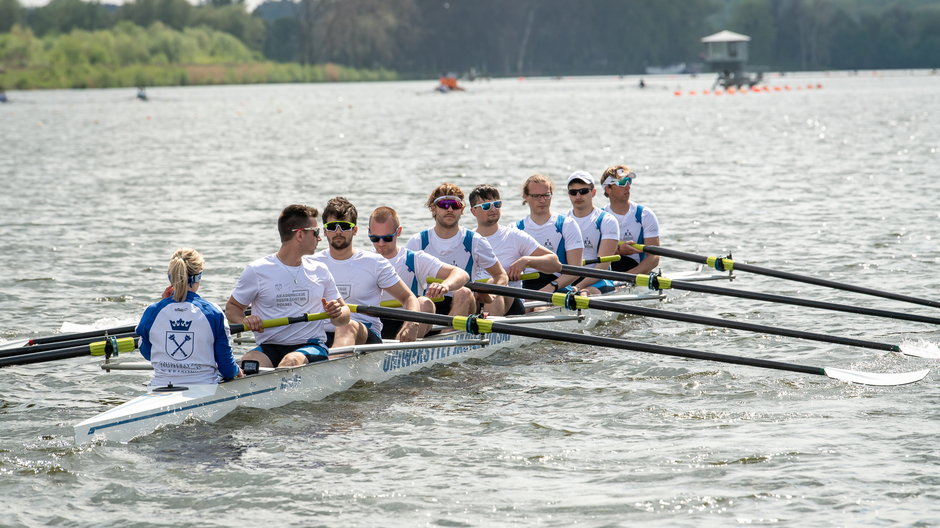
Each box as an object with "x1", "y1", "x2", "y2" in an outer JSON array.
[{"x1": 329, "y1": 236, "x2": 352, "y2": 250}]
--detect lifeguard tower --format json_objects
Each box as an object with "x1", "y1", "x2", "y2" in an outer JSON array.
[{"x1": 701, "y1": 30, "x2": 763, "y2": 89}]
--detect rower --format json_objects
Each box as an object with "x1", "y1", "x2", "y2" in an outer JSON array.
[
  {"x1": 468, "y1": 184, "x2": 560, "y2": 315},
  {"x1": 368, "y1": 206, "x2": 470, "y2": 338},
  {"x1": 565, "y1": 170, "x2": 619, "y2": 295},
  {"x1": 311, "y1": 197, "x2": 422, "y2": 343},
  {"x1": 516, "y1": 174, "x2": 584, "y2": 293},
  {"x1": 226, "y1": 204, "x2": 353, "y2": 369},
  {"x1": 138, "y1": 248, "x2": 242, "y2": 386},
  {"x1": 600, "y1": 165, "x2": 661, "y2": 274},
  {"x1": 405, "y1": 183, "x2": 508, "y2": 315}
]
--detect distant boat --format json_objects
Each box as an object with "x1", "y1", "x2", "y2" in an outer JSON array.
[
  {"x1": 136, "y1": 87, "x2": 148, "y2": 101},
  {"x1": 0, "y1": 91, "x2": 7, "y2": 103},
  {"x1": 645, "y1": 63, "x2": 687, "y2": 75}
]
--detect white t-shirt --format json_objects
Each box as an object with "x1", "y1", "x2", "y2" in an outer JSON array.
[
  {"x1": 515, "y1": 214, "x2": 584, "y2": 270},
  {"x1": 474, "y1": 225, "x2": 541, "y2": 287},
  {"x1": 378, "y1": 247, "x2": 445, "y2": 300},
  {"x1": 566, "y1": 207, "x2": 620, "y2": 261},
  {"x1": 405, "y1": 227, "x2": 499, "y2": 275},
  {"x1": 310, "y1": 249, "x2": 401, "y2": 333},
  {"x1": 604, "y1": 202, "x2": 661, "y2": 264},
  {"x1": 230, "y1": 254, "x2": 340, "y2": 346}
]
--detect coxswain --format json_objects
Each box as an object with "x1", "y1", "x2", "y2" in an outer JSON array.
[{"x1": 137, "y1": 248, "x2": 242, "y2": 386}]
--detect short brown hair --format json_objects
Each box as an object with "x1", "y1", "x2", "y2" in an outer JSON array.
[
  {"x1": 426, "y1": 183, "x2": 465, "y2": 208},
  {"x1": 369, "y1": 206, "x2": 400, "y2": 228},
  {"x1": 322, "y1": 196, "x2": 358, "y2": 224},
  {"x1": 468, "y1": 184, "x2": 500, "y2": 205},
  {"x1": 278, "y1": 204, "x2": 319, "y2": 242}
]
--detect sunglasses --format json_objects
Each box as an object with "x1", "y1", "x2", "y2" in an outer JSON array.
[
  {"x1": 527, "y1": 192, "x2": 553, "y2": 199},
  {"x1": 433, "y1": 196, "x2": 464, "y2": 210},
  {"x1": 472, "y1": 200, "x2": 502, "y2": 211},
  {"x1": 368, "y1": 233, "x2": 397, "y2": 243},
  {"x1": 605, "y1": 175, "x2": 633, "y2": 187},
  {"x1": 567, "y1": 188, "x2": 592, "y2": 196},
  {"x1": 324, "y1": 221, "x2": 356, "y2": 232},
  {"x1": 292, "y1": 226, "x2": 321, "y2": 238}
]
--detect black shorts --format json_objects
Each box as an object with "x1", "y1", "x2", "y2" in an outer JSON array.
[
  {"x1": 505, "y1": 297, "x2": 526, "y2": 316},
  {"x1": 522, "y1": 272, "x2": 556, "y2": 291},
  {"x1": 380, "y1": 318, "x2": 403, "y2": 340},
  {"x1": 257, "y1": 342, "x2": 329, "y2": 365},
  {"x1": 611, "y1": 257, "x2": 640, "y2": 273},
  {"x1": 326, "y1": 326, "x2": 383, "y2": 346},
  {"x1": 434, "y1": 296, "x2": 454, "y2": 315}
]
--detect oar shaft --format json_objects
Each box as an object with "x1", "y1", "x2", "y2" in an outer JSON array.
[
  {"x1": 0, "y1": 342, "x2": 117, "y2": 368},
  {"x1": 20, "y1": 325, "x2": 137, "y2": 347},
  {"x1": 562, "y1": 264, "x2": 940, "y2": 326},
  {"x1": 351, "y1": 304, "x2": 826, "y2": 378},
  {"x1": 637, "y1": 245, "x2": 940, "y2": 309},
  {"x1": 0, "y1": 332, "x2": 137, "y2": 359},
  {"x1": 468, "y1": 282, "x2": 899, "y2": 353}
]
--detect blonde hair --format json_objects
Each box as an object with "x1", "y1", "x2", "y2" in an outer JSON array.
[
  {"x1": 168, "y1": 248, "x2": 205, "y2": 302},
  {"x1": 521, "y1": 174, "x2": 554, "y2": 205},
  {"x1": 370, "y1": 206, "x2": 400, "y2": 228}
]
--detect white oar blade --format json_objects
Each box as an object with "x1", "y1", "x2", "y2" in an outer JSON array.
[
  {"x1": 0, "y1": 339, "x2": 30, "y2": 350},
  {"x1": 825, "y1": 367, "x2": 930, "y2": 386},
  {"x1": 897, "y1": 340, "x2": 940, "y2": 360}
]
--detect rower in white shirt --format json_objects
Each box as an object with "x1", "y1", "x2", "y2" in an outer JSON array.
[
  {"x1": 368, "y1": 205, "x2": 471, "y2": 338},
  {"x1": 600, "y1": 165, "x2": 662, "y2": 274},
  {"x1": 565, "y1": 170, "x2": 620, "y2": 295},
  {"x1": 515, "y1": 174, "x2": 584, "y2": 293},
  {"x1": 310, "y1": 197, "x2": 422, "y2": 344},
  {"x1": 467, "y1": 184, "x2": 560, "y2": 315},
  {"x1": 405, "y1": 182, "x2": 508, "y2": 315}
]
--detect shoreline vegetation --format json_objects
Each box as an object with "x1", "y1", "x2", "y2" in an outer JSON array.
[{"x1": 0, "y1": 23, "x2": 397, "y2": 90}]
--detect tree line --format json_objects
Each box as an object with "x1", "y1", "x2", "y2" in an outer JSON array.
[{"x1": 1, "y1": 0, "x2": 938, "y2": 84}]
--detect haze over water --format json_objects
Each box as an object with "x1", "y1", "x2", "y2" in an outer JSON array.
[{"x1": 1, "y1": 73, "x2": 938, "y2": 526}]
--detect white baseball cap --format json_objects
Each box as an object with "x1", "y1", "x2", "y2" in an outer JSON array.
[{"x1": 566, "y1": 170, "x2": 595, "y2": 186}]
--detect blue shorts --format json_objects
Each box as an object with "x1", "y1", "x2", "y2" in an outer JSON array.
[
  {"x1": 257, "y1": 341, "x2": 329, "y2": 365},
  {"x1": 573, "y1": 277, "x2": 616, "y2": 293}
]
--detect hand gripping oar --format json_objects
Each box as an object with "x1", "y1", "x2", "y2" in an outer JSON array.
[
  {"x1": 563, "y1": 262, "x2": 940, "y2": 359},
  {"x1": 627, "y1": 244, "x2": 940, "y2": 310},
  {"x1": 348, "y1": 304, "x2": 929, "y2": 386},
  {"x1": 0, "y1": 312, "x2": 333, "y2": 369},
  {"x1": 462, "y1": 282, "x2": 937, "y2": 360}
]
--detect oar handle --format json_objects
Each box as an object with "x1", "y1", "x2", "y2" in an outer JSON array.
[
  {"x1": 229, "y1": 311, "x2": 330, "y2": 334},
  {"x1": 582, "y1": 255, "x2": 622, "y2": 265},
  {"x1": 426, "y1": 272, "x2": 540, "y2": 285}
]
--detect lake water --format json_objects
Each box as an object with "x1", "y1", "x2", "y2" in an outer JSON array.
[{"x1": 1, "y1": 72, "x2": 938, "y2": 527}]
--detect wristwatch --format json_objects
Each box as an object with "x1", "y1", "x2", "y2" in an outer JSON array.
[{"x1": 550, "y1": 280, "x2": 559, "y2": 290}]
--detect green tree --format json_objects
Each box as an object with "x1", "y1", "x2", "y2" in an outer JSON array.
[
  {"x1": 27, "y1": 0, "x2": 114, "y2": 36},
  {"x1": 728, "y1": 0, "x2": 776, "y2": 65},
  {"x1": 0, "y1": 0, "x2": 25, "y2": 32},
  {"x1": 117, "y1": 0, "x2": 193, "y2": 31}
]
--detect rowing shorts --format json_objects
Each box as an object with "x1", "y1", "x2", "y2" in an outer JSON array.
[
  {"x1": 522, "y1": 272, "x2": 556, "y2": 291},
  {"x1": 611, "y1": 257, "x2": 640, "y2": 273},
  {"x1": 380, "y1": 318, "x2": 403, "y2": 340},
  {"x1": 257, "y1": 341, "x2": 329, "y2": 365},
  {"x1": 434, "y1": 296, "x2": 454, "y2": 315},
  {"x1": 572, "y1": 277, "x2": 616, "y2": 294},
  {"x1": 505, "y1": 297, "x2": 526, "y2": 316},
  {"x1": 326, "y1": 322, "x2": 382, "y2": 346}
]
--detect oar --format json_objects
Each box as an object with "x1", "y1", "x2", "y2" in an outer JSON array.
[
  {"x1": 0, "y1": 331, "x2": 138, "y2": 359},
  {"x1": 349, "y1": 304, "x2": 929, "y2": 386},
  {"x1": 627, "y1": 244, "x2": 940, "y2": 309},
  {"x1": 461, "y1": 282, "x2": 939, "y2": 359},
  {"x1": 571, "y1": 259, "x2": 940, "y2": 328},
  {"x1": 0, "y1": 312, "x2": 332, "y2": 369},
  {"x1": 4, "y1": 324, "x2": 138, "y2": 349}
]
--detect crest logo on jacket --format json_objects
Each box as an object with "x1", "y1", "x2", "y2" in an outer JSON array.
[{"x1": 166, "y1": 318, "x2": 194, "y2": 361}]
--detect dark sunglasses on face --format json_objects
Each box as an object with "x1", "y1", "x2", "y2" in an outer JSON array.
[
  {"x1": 568, "y1": 188, "x2": 592, "y2": 196},
  {"x1": 472, "y1": 200, "x2": 502, "y2": 211},
  {"x1": 368, "y1": 233, "x2": 396, "y2": 243},
  {"x1": 292, "y1": 226, "x2": 321, "y2": 238},
  {"x1": 434, "y1": 199, "x2": 464, "y2": 210},
  {"x1": 324, "y1": 221, "x2": 356, "y2": 232}
]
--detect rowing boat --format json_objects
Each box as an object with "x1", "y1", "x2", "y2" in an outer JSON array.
[{"x1": 73, "y1": 268, "x2": 731, "y2": 444}]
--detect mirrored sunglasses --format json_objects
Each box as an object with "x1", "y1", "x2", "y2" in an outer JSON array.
[
  {"x1": 472, "y1": 200, "x2": 502, "y2": 211},
  {"x1": 324, "y1": 221, "x2": 356, "y2": 232},
  {"x1": 368, "y1": 233, "x2": 396, "y2": 243},
  {"x1": 433, "y1": 197, "x2": 464, "y2": 210},
  {"x1": 605, "y1": 174, "x2": 634, "y2": 187}
]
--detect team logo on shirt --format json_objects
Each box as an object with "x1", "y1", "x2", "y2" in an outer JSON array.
[
  {"x1": 166, "y1": 319, "x2": 194, "y2": 361},
  {"x1": 337, "y1": 284, "x2": 352, "y2": 298},
  {"x1": 276, "y1": 289, "x2": 309, "y2": 308}
]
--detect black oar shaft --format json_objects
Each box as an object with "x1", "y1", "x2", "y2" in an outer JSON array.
[
  {"x1": 353, "y1": 304, "x2": 826, "y2": 378},
  {"x1": 470, "y1": 282, "x2": 899, "y2": 353},
  {"x1": 0, "y1": 332, "x2": 137, "y2": 359},
  {"x1": 562, "y1": 264, "x2": 940, "y2": 326},
  {"x1": 639, "y1": 245, "x2": 940, "y2": 309},
  {"x1": 22, "y1": 325, "x2": 137, "y2": 346}
]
